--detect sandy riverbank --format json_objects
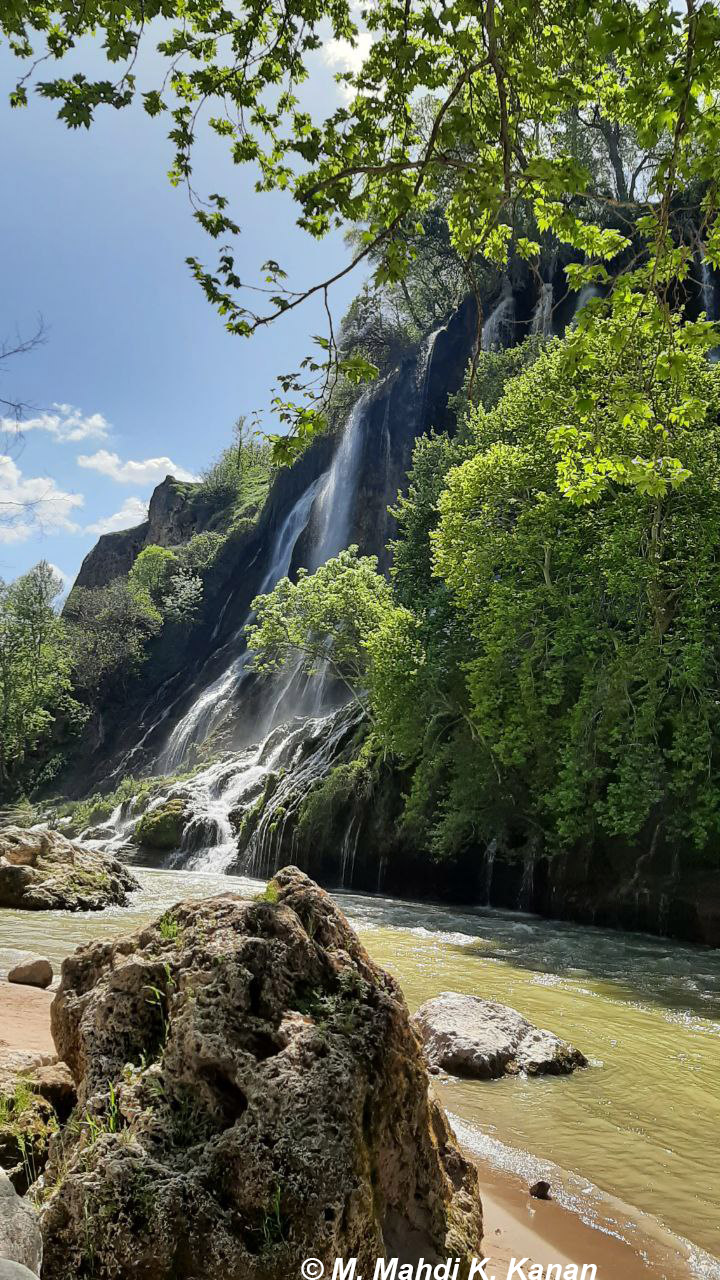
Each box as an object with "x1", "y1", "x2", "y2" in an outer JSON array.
[{"x1": 0, "y1": 982, "x2": 675, "y2": 1280}]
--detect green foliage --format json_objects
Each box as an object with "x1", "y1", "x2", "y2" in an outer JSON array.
[
  {"x1": 179, "y1": 531, "x2": 224, "y2": 573},
  {"x1": 377, "y1": 321, "x2": 720, "y2": 857},
  {"x1": 5, "y1": 0, "x2": 720, "y2": 448},
  {"x1": 63, "y1": 578, "x2": 162, "y2": 699},
  {"x1": 128, "y1": 546, "x2": 178, "y2": 612},
  {"x1": 161, "y1": 568, "x2": 204, "y2": 625},
  {"x1": 247, "y1": 546, "x2": 393, "y2": 702},
  {"x1": 197, "y1": 418, "x2": 274, "y2": 522},
  {"x1": 0, "y1": 561, "x2": 86, "y2": 797}
]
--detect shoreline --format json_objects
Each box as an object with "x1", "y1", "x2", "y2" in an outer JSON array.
[{"x1": 0, "y1": 983, "x2": 707, "y2": 1280}]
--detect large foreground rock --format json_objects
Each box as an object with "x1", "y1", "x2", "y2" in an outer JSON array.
[
  {"x1": 0, "y1": 1170, "x2": 42, "y2": 1275},
  {"x1": 40, "y1": 867, "x2": 482, "y2": 1279},
  {"x1": 412, "y1": 993, "x2": 587, "y2": 1079},
  {"x1": 0, "y1": 827, "x2": 139, "y2": 912}
]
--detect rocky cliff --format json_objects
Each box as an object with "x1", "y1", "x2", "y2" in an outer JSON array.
[{"x1": 72, "y1": 477, "x2": 225, "y2": 591}]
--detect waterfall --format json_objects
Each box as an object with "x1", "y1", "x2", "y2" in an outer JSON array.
[
  {"x1": 481, "y1": 280, "x2": 516, "y2": 351},
  {"x1": 531, "y1": 282, "x2": 554, "y2": 337},
  {"x1": 160, "y1": 474, "x2": 324, "y2": 772},
  {"x1": 570, "y1": 283, "x2": 601, "y2": 326},
  {"x1": 518, "y1": 851, "x2": 535, "y2": 911},
  {"x1": 482, "y1": 838, "x2": 497, "y2": 905},
  {"x1": 701, "y1": 257, "x2": 720, "y2": 362},
  {"x1": 418, "y1": 324, "x2": 446, "y2": 423},
  {"x1": 241, "y1": 704, "x2": 364, "y2": 880},
  {"x1": 308, "y1": 393, "x2": 368, "y2": 570}
]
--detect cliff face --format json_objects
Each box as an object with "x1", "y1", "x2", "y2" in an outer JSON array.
[
  {"x1": 72, "y1": 477, "x2": 223, "y2": 591},
  {"x1": 61, "y1": 300, "x2": 477, "y2": 790}
]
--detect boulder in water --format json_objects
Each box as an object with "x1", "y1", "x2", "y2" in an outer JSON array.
[
  {"x1": 412, "y1": 993, "x2": 587, "y2": 1079},
  {"x1": 0, "y1": 828, "x2": 139, "y2": 912},
  {"x1": 41, "y1": 867, "x2": 482, "y2": 1279},
  {"x1": 133, "y1": 798, "x2": 188, "y2": 849}
]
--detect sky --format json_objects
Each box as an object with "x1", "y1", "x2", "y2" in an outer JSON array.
[{"x1": 0, "y1": 30, "x2": 368, "y2": 589}]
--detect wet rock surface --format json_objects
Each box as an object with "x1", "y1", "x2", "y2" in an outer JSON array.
[
  {"x1": 412, "y1": 993, "x2": 587, "y2": 1079},
  {"x1": 41, "y1": 867, "x2": 482, "y2": 1280},
  {"x1": 0, "y1": 827, "x2": 139, "y2": 912}
]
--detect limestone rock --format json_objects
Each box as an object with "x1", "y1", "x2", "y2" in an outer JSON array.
[
  {"x1": 7, "y1": 957, "x2": 52, "y2": 990},
  {"x1": 0, "y1": 1261, "x2": 40, "y2": 1280},
  {"x1": 0, "y1": 1170, "x2": 42, "y2": 1275},
  {"x1": 41, "y1": 867, "x2": 482, "y2": 1280},
  {"x1": 412, "y1": 993, "x2": 587, "y2": 1079},
  {"x1": 0, "y1": 827, "x2": 139, "y2": 912},
  {"x1": 29, "y1": 1064, "x2": 76, "y2": 1122}
]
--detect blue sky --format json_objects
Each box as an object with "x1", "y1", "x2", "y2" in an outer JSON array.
[{"x1": 0, "y1": 34, "x2": 366, "y2": 588}]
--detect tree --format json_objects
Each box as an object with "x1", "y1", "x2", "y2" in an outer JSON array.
[
  {"x1": 63, "y1": 579, "x2": 162, "y2": 699},
  {"x1": 0, "y1": 561, "x2": 85, "y2": 795},
  {"x1": 247, "y1": 547, "x2": 392, "y2": 707},
  {"x1": 128, "y1": 545, "x2": 178, "y2": 612},
  {"x1": 4, "y1": 2, "x2": 720, "y2": 450}
]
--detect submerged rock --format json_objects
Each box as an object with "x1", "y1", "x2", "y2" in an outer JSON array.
[
  {"x1": 41, "y1": 867, "x2": 482, "y2": 1280},
  {"x1": 0, "y1": 827, "x2": 139, "y2": 913},
  {"x1": 7, "y1": 957, "x2": 52, "y2": 990},
  {"x1": 0, "y1": 1170, "x2": 42, "y2": 1275},
  {"x1": 412, "y1": 993, "x2": 587, "y2": 1079}
]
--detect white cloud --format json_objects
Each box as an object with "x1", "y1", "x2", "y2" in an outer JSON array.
[
  {"x1": 0, "y1": 455, "x2": 84, "y2": 544},
  {"x1": 1, "y1": 403, "x2": 111, "y2": 444},
  {"x1": 322, "y1": 30, "x2": 372, "y2": 74},
  {"x1": 77, "y1": 449, "x2": 197, "y2": 486},
  {"x1": 47, "y1": 562, "x2": 71, "y2": 589},
  {"x1": 322, "y1": 30, "x2": 373, "y2": 94},
  {"x1": 85, "y1": 496, "x2": 149, "y2": 535}
]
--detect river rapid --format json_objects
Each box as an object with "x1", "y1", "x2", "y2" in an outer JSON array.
[{"x1": 2, "y1": 867, "x2": 719, "y2": 1278}]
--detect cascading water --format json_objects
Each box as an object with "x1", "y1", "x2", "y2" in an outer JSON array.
[
  {"x1": 103, "y1": 322, "x2": 470, "y2": 884},
  {"x1": 159, "y1": 474, "x2": 324, "y2": 772},
  {"x1": 482, "y1": 279, "x2": 516, "y2": 350},
  {"x1": 531, "y1": 281, "x2": 554, "y2": 336},
  {"x1": 701, "y1": 256, "x2": 720, "y2": 362},
  {"x1": 308, "y1": 392, "x2": 368, "y2": 570},
  {"x1": 570, "y1": 283, "x2": 601, "y2": 325}
]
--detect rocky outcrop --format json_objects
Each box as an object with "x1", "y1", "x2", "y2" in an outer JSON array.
[
  {"x1": 41, "y1": 867, "x2": 482, "y2": 1280},
  {"x1": 0, "y1": 828, "x2": 139, "y2": 912},
  {"x1": 412, "y1": 993, "x2": 587, "y2": 1079},
  {"x1": 7, "y1": 957, "x2": 52, "y2": 990},
  {"x1": 71, "y1": 476, "x2": 219, "y2": 592},
  {"x1": 0, "y1": 1170, "x2": 42, "y2": 1275},
  {"x1": 133, "y1": 799, "x2": 189, "y2": 850}
]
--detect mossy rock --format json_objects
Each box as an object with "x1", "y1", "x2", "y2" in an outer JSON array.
[{"x1": 133, "y1": 799, "x2": 188, "y2": 850}]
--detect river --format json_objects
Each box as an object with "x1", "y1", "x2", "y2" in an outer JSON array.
[{"x1": 2, "y1": 867, "x2": 719, "y2": 1278}]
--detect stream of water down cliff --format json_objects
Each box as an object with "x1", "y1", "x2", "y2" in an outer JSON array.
[{"x1": 2, "y1": 868, "x2": 719, "y2": 1278}]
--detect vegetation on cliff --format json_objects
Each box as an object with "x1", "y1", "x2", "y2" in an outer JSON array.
[{"x1": 251, "y1": 316, "x2": 720, "y2": 867}]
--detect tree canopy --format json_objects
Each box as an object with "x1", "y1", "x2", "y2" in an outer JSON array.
[{"x1": 4, "y1": 0, "x2": 720, "y2": 450}]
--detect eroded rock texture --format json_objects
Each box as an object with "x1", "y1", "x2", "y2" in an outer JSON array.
[
  {"x1": 41, "y1": 867, "x2": 482, "y2": 1279},
  {"x1": 0, "y1": 828, "x2": 139, "y2": 912}
]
